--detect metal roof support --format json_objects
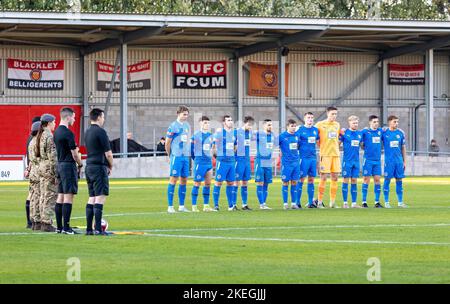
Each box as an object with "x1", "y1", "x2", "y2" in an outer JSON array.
[
  {"x1": 425, "y1": 49, "x2": 434, "y2": 151},
  {"x1": 380, "y1": 34, "x2": 450, "y2": 60},
  {"x1": 381, "y1": 60, "x2": 389, "y2": 126},
  {"x1": 234, "y1": 29, "x2": 327, "y2": 58},
  {"x1": 104, "y1": 48, "x2": 120, "y2": 124},
  {"x1": 120, "y1": 43, "x2": 128, "y2": 157},
  {"x1": 285, "y1": 102, "x2": 304, "y2": 124},
  {"x1": 237, "y1": 57, "x2": 244, "y2": 125},
  {"x1": 278, "y1": 47, "x2": 287, "y2": 132},
  {"x1": 316, "y1": 62, "x2": 380, "y2": 121},
  {"x1": 82, "y1": 26, "x2": 165, "y2": 55}
]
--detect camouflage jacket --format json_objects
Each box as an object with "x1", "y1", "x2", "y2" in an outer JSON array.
[
  {"x1": 39, "y1": 129, "x2": 57, "y2": 178},
  {"x1": 27, "y1": 136, "x2": 40, "y2": 181}
]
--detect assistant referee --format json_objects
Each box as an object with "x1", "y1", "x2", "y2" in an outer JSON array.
[
  {"x1": 84, "y1": 108, "x2": 113, "y2": 236},
  {"x1": 54, "y1": 107, "x2": 83, "y2": 234}
]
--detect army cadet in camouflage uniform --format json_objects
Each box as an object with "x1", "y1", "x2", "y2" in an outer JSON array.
[
  {"x1": 35, "y1": 114, "x2": 58, "y2": 232},
  {"x1": 27, "y1": 121, "x2": 42, "y2": 231}
]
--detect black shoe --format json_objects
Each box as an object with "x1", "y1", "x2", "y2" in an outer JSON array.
[
  {"x1": 26, "y1": 223, "x2": 32, "y2": 229},
  {"x1": 297, "y1": 204, "x2": 302, "y2": 209},
  {"x1": 242, "y1": 205, "x2": 252, "y2": 211},
  {"x1": 214, "y1": 206, "x2": 220, "y2": 211},
  {"x1": 62, "y1": 228, "x2": 80, "y2": 235},
  {"x1": 94, "y1": 230, "x2": 110, "y2": 236},
  {"x1": 232, "y1": 205, "x2": 239, "y2": 211},
  {"x1": 85, "y1": 230, "x2": 94, "y2": 236},
  {"x1": 375, "y1": 203, "x2": 384, "y2": 208},
  {"x1": 362, "y1": 203, "x2": 369, "y2": 208},
  {"x1": 56, "y1": 228, "x2": 63, "y2": 234}
]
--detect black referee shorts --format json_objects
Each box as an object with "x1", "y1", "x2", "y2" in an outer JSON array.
[
  {"x1": 85, "y1": 164, "x2": 109, "y2": 197},
  {"x1": 57, "y1": 162, "x2": 78, "y2": 194}
]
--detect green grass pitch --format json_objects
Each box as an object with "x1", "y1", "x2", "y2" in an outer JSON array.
[{"x1": 1, "y1": 177, "x2": 449, "y2": 284}]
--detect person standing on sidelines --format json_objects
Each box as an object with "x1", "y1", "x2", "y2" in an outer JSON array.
[
  {"x1": 339, "y1": 115, "x2": 362, "y2": 208},
  {"x1": 84, "y1": 108, "x2": 113, "y2": 235},
  {"x1": 360, "y1": 115, "x2": 383, "y2": 208},
  {"x1": 382, "y1": 115, "x2": 408, "y2": 208},
  {"x1": 24, "y1": 116, "x2": 41, "y2": 229},
  {"x1": 278, "y1": 119, "x2": 300, "y2": 210},
  {"x1": 27, "y1": 121, "x2": 41, "y2": 230},
  {"x1": 212, "y1": 115, "x2": 237, "y2": 211},
  {"x1": 296, "y1": 112, "x2": 320, "y2": 208},
  {"x1": 255, "y1": 119, "x2": 274, "y2": 210},
  {"x1": 36, "y1": 114, "x2": 58, "y2": 232},
  {"x1": 190, "y1": 116, "x2": 215, "y2": 212},
  {"x1": 234, "y1": 116, "x2": 255, "y2": 210},
  {"x1": 315, "y1": 107, "x2": 341, "y2": 208},
  {"x1": 54, "y1": 107, "x2": 83, "y2": 234},
  {"x1": 165, "y1": 105, "x2": 191, "y2": 213}
]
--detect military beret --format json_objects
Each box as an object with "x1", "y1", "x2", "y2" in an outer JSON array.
[
  {"x1": 40, "y1": 114, "x2": 56, "y2": 123},
  {"x1": 31, "y1": 121, "x2": 41, "y2": 132}
]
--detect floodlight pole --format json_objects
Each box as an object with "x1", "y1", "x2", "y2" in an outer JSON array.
[
  {"x1": 278, "y1": 47, "x2": 287, "y2": 132},
  {"x1": 425, "y1": 49, "x2": 434, "y2": 151}
]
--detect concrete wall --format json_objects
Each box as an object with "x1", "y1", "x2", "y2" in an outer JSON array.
[{"x1": 91, "y1": 154, "x2": 450, "y2": 178}]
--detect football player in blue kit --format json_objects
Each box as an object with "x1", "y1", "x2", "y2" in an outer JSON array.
[
  {"x1": 212, "y1": 115, "x2": 238, "y2": 211},
  {"x1": 278, "y1": 119, "x2": 301, "y2": 210},
  {"x1": 382, "y1": 115, "x2": 408, "y2": 208},
  {"x1": 296, "y1": 112, "x2": 320, "y2": 208},
  {"x1": 339, "y1": 115, "x2": 362, "y2": 208},
  {"x1": 255, "y1": 119, "x2": 274, "y2": 210},
  {"x1": 165, "y1": 105, "x2": 191, "y2": 213},
  {"x1": 360, "y1": 115, "x2": 383, "y2": 208},
  {"x1": 190, "y1": 116, "x2": 216, "y2": 212},
  {"x1": 234, "y1": 116, "x2": 255, "y2": 210}
]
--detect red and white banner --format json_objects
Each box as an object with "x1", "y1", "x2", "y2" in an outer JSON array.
[
  {"x1": 172, "y1": 60, "x2": 227, "y2": 89},
  {"x1": 312, "y1": 60, "x2": 344, "y2": 67},
  {"x1": 7, "y1": 59, "x2": 64, "y2": 90},
  {"x1": 96, "y1": 60, "x2": 151, "y2": 91},
  {"x1": 388, "y1": 64, "x2": 425, "y2": 85}
]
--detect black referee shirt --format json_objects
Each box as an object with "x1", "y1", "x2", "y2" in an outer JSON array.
[
  {"x1": 85, "y1": 124, "x2": 111, "y2": 167},
  {"x1": 54, "y1": 125, "x2": 77, "y2": 163}
]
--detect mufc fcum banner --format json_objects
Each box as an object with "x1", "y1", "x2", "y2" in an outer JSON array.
[
  {"x1": 389, "y1": 64, "x2": 425, "y2": 85},
  {"x1": 96, "y1": 60, "x2": 151, "y2": 91},
  {"x1": 173, "y1": 60, "x2": 226, "y2": 89},
  {"x1": 7, "y1": 59, "x2": 64, "y2": 90},
  {"x1": 247, "y1": 62, "x2": 289, "y2": 97}
]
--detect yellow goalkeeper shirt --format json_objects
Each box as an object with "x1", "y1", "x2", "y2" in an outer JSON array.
[{"x1": 315, "y1": 120, "x2": 341, "y2": 157}]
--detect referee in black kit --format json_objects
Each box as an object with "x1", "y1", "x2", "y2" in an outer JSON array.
[
  {"x1": 54, "y1": 107, "x2": 83, "y2": 234},
  {"x1": 84, "y1": 108, "x2": 113, "y2": 236}
]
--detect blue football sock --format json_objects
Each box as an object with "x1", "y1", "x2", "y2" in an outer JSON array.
[
  {"x1": 226, "y1": 186, "x2": 234, "y2": 208},
  {"x1": 351, "y1": 183, "x2": 357, "y2": 203},
  {"x1": 282, "y1": 185, "x2": 289, "y2": 204},
  {"x1": 290, "y1": 184, "x2": 298, "y2": 205},
  {"x1": 307, "y1": 183, "x2": 314, "y2": 205},
  {"x1": 178, "y1": 184, "x2": 186, "y2": 206},
  {"x1": 383, "y1": 179, "x2": 391, "y2": 202},
  {"x1": 256, "y1": 185, "x2": 264, "y2": 205},
  {"x1": 213, "y1": 185, "x2": 221, "y2": 207},
  {"x1": 191, "y1": 185, "x2": 199, "y2": 206},
  {"x1": 241, "y1": 186, "x2": 248, "y2": 206},
  {"x1": 263, "y1": 184, "x2": 269, "y2": 203},
  {"x1": 374, "y1": 184, "x2": 381, "y2": 202},
  {"x1": 233, "y1": 185, "x2": 238, "y2": 205},
  {"x1": 362, "y1": 183, "x2": 369, "y2": 202},
  {"x1": 202, "y1": 186, "x2": 210, "y2": 206},
  {"x1": 167, "y1": 184, "x2": 175, "y2": 207},
  {"x1": 342, "y1": 183, "x2": 349, "y2": 203},
  {"x1": 396, "y1": 180, "x2": 403, "y2": 203},
  {"x1": 297, "y1": 182, "x2": 303, "y2": 204}
]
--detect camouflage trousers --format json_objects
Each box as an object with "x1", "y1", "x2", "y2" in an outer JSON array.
[
  {"x1": 39, "y1": 177, "x2": 57, "y2": 225},
  {"x1": 29, "y1": 178, "x2": 41, "y2": 223}
]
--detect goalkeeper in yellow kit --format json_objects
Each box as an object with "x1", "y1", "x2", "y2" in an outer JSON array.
[{"x1": 314, "y1": 106, "x2": 341, "y2": 208}]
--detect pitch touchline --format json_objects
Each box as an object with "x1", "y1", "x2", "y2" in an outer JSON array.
[{"x1": 140, "y1": 233, "x2": 450, "y2": 246}]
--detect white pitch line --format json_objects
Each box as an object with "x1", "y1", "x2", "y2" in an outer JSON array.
[
  {"x1": 140, "y1": 233, "x2": 450, "y2": 246},
  {"x1": 71, "y1": 211, "x2": 167, "y2": 219},
  {"x1": 136, "y1": 222, "x2": 450, "y2": 233}
]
